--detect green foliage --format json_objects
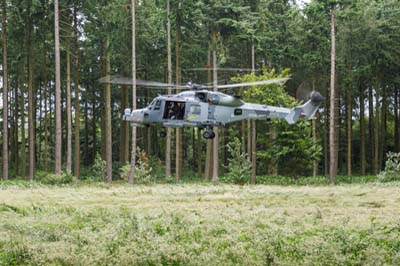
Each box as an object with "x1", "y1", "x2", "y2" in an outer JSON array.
[
  {"x1": 35, "y1": 171, "x2": 76, "y2": 185},
  {"x1": 89, "y1": 153, "x2": 107, "y2": 182},
  {"x1": 256, "y1": 175, "x2": 378, "y2": 186},
  {"x1": 378, "y1": 152, "x2": 400, "y2": 182},
  {"x1": 120, "y1": 148, "x2": 153, "y2": 184},
  {"x1": 234, "y1": 68, "x2": 322, "y2": 176},
  {"x1": 221, "y1": 137, "x2": 251, "y2": 184}
]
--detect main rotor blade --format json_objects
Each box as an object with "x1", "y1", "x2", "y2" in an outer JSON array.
[
  {"x1": 205, "y1": 78, "x2": 289, "y2": 89},
  {"x1": 99, "y1": 75, "x2": 188, "y2": 89},
  {"x1": 296, "y1": 81, "x2": 313, "y2": 102}
]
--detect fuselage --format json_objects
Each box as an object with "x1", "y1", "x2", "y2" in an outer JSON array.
[{"x1": 123, "y1": 90, "x2": 292, "y2": 128}]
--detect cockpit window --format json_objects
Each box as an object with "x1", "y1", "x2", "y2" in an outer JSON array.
[
  {"x1": 148, "y1": 99, "x2": 156, "y2": 108},
  {"x1": 154, "y1": 100, "x2": 161, "y2": 110}
]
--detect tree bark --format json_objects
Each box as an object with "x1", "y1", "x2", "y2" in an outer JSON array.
[
  {"x1": 120, "y1": 85, "x2": 129, "y2": 163},
  {"x1": 92, "y1": 87, "x2": 97, "y2": 163},
  {"x1": 175, "y1": 14, "x2": 182, "y2": 181},
  {"x1": 84, "y1": 89, "x2": 89, "y2": 165},
  {"x1": 374, "y1": 87, "x2": 379, "y2": 174},
  {"x1": 54, "y1": 0, "x2": 62, "y2": 175},
  {"x1": 128, "y1": 0, "x2": 137, "y2": 184},
  {"x1": 346, "y1": 81, "x2": 352, "y2": 176},
  {"x1": 312, "y1": 117, "x2": 318, "y2": 177},
  {"x1": 329, "y1": 8, "x2": 337, "y2": 185},
  {"x1": 2, "y1": 0, "x2": 9, "y2": 180},
  {"x1": 105, "y1": 38, "x2": 112, "y2": 183},
  {"x1": 66, "y1": 28, "x2": 72, "y2": 174},
  {"x1": 250, "y1": 44, "x2": 256, "y2": 182},
  {"x1": 196, "y1": 128, "x2": 202, "y2": 177},
  {"x1": 251, "y1": 121, "x2": 256, "y2": 184},
  {"x1": 359, "y1": 79, "x2": 366, "y2": 175},
  {"x1": 165, "y1": 0, "x2": 172, "y2": 178},
  {"x1": 74, "y1": 7, "x2": 80, "y2": 178},
  {"x1": 212, "y1": 45, "x2": 219, "y2": 182},
  {"x1": 368, "y1": 83, "x2": 374, "y2": 174},
  {"x1": 379, "y1": 81, "x2": 387, "y2": 171},
  {"x1": 204, "y1": 49, "x2": 212, "y2": 179},
  {"x1": 27, "y1": 2, "x2": 35, "y2": 181}
]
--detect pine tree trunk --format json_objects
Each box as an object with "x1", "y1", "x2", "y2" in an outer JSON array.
[
  {"x1": 2, "y1": 0, "x2": 9, "y2": 180},
  {"x1": 374, "y1": 87, "x2": 379, "y2": 174},
  {"x1": 54, "y1": 0, "x2": 62, "y2": 175},
  {"x1": 250, "y1": 44, "x2": 256, "y2": 182},
  {"x1": 323, "y1": 83, "x2": 329, "y2": 176},
  {"x1": 204, "y1": 49, "x2": 212, "y2": 179},
  {"x1": 212, "y1": 44, "x2": 219, "y2": 182},
  {"x1": 379, "y1": 82, "x2": 387, "y2": 171},
  {"x1": 165, "y1": 0, "x2": 172, "y2": 178},
  {"x1": 105, "y1": 38, "x2": 112, "y2": 183},
  {"x1": 128, "y1": 0, "x2": 137, "y2": 184},
  {"x1": 175, "y1": 16, "x2": 182, "y2": 181},
  {"x1": 196, "y1": 128, "x2": 202, "y2": 177},
  {"x1": 66, "y1": 31, "x2": 72, "y2": 174},
  {"x1": 359, "y1": 79, "x2": 366, "y2": 175},
  {"x1": 120, "y1": 85, "x2": 129, "y2": 163},
  {"x1": 20, "y1": 50, "x2": 26, "y2": 177},
  {"x1": 14, "y1": 70, "x2": 19, "y2": 175},
  {"x1": 368, "y1": 84, "x2": 374, "y2": 174},
  {"x1": 251, "y1": 121, "x2": 256, "y2": 184},
  {"x1": 329, "y1": 8, "x2": 337, "y2": 185},
  {"x1": 92, "y1": 88, "x2": 97, "y2": 162},
  {"x1": 74, "y1": 8, "x2": 80, "y2": 178},
  {"x1": 84, "y1": 91, "x2": 89, "y2": 165},
  {"x1": 313, "y1": 117, "x2": 318, "y2": 177},
  {"x1": 27, "y1": 7, "x2": 35, "y2": 181},
  {"x1": 346, "y1": 83, "x2": 352, "y2": 176}
]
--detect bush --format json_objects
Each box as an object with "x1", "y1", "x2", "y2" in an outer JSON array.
[
  {"x1": 88, "y1": 153, "x2": 107, "y2": 181},
  {"x1": 35, "y1": 172, "x2": 76, "y2": 185},
  {"x1": 378, "y1": 152, "x2": 400, "y2": 182},
  {"x1": 120, "y1": 148, "x2": 153, "y2": 184},
  {"x1": 221, "y1": 137, "x2": 251, "y2": 184}
]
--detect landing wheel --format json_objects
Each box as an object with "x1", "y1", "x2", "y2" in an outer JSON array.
[
  {"x1": 160, "y1": 131, "x2": 167, "y2": 138},
  {"x1": 202, "y1": 130, "x2": 215, "y2": 139}
]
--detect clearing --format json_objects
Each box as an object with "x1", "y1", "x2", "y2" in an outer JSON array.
[{"x1": 0, "y1": 183, "x2": 400, "y2": 265}]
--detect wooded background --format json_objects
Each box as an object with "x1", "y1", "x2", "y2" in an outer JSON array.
[{"x1": 1, "y1": 0, "x2": 399, "y2": 183}]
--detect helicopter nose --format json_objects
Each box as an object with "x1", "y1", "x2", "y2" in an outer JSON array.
[{"x1": 123, "y1": 108, "x2": 144, "y2": 123}]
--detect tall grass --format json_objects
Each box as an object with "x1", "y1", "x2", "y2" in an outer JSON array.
[{"x1": 0, "y1": 184, "x2": 399, "y2": 265}]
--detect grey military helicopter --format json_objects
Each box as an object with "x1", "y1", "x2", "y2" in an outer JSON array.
[{"x1": 100, "y1": 76, "x2": 324, "y2": 139}]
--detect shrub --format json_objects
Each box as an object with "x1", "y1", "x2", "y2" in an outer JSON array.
[
  {"x1": 120, "y1": 148, "x2": 153, "y2": 184},
  {"x1": 221, "y1": 137, "x2": 251, "y2": 184},
  {"x1": 35, "y1": 172, "x2": 76, "y2": 185},
  {"x1": 89, "y1": 153, "x2": 107, "y2": 181},
  {"x1": 378, "y1": 152, "x2": 400, "y2": 182}
]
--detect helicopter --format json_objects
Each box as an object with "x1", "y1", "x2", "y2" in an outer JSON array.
[{"x1": 99, "y1": 76, "x2": 324, "y2": 139}]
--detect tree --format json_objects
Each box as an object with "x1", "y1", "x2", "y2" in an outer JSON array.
[
  {"x1": 128, "y1": 0, "x2": 137, "y2": 184},
  {"x1": 66, "y1": 12, "x2": 72, "y2": 174},
  {"x1": 165, "y1": 0, "x2": 172, "y2": 178},
  {"x1": 2, "y1": 0, "x2": 9, "y2": 180},
  {"x1": 54, "y1": 0, "x2": 62, "y2": 175},
  {"x1": 329, "y1": 7, "x2": 337, "y2": 185},
  {"x1": 105, "y1": 37, "x2": 112, "y2": 183},
  {"x1": 27, "y1": 0, "x2": 35, "y2": 181},
  {"x1": 73, "y1": 6, "x2": 80, "y2": 178}
]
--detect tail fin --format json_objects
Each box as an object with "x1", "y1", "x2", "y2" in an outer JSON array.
[{"x1": 285, "y1": 92, "x2": 324, "y2": 124}]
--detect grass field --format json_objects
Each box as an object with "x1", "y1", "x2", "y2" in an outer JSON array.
[{"x1": 1, "y1": 182, "x2": 400, "y2": 265}]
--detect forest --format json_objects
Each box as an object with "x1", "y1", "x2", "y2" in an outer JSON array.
[
  {"x1": 2, "y1": 0, "x2": 400, "y2": 265},
  {"x1": 1, "y1": 0, "x2": 400, "y2": 183}
]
